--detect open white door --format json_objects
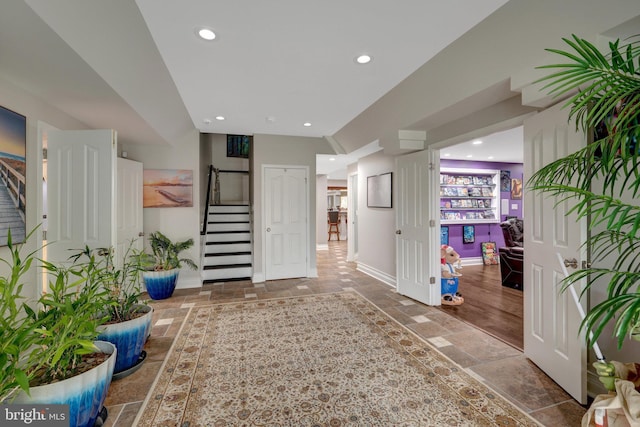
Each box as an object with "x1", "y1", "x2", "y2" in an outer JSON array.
[
  {"x1": 523, "y1": 103, "x2": 587, "y2": 404},
  {"x1": 264, "y1": 166, "x2": 308, "y2": 280},
  {"x1": 47, "y1": 129, "x2": 116, "y2": 264},
  {"x1": 117, "y1": 158, "x2": 144, "y2": 259},
  {"x1": 396, "y1": 148, "x2": 440, "y2": 305}
]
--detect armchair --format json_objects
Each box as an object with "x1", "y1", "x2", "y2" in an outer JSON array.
[{"x1": 499, "y1": 218, "x2": 524, "y2": 290}]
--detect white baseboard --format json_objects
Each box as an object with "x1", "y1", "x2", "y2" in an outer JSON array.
[
  {"x1": 252, "y1": 272, "x2": 265, "y2": 283},
  {"x1": 356, "y1": 262, "x2": 396, "y2": 288},
  {"x1": 308, "y1": 267, "x2": 318, "y2": 278},
  {"x1": 176, "y1": 275, "x2": 202, "y2": 289}
]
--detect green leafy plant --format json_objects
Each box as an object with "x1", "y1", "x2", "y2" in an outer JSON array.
[
  {"x1": 0, "y1": 230, "x2": 42, "y2": 402},
  {"x1": 144, "y1": 231, "x2": 197, "y2": 271},
  {"x1": 530, "y1": 34, "x2": 640, "y2": 349},
  {"x1": 27, "y1": 255, "x2": 110, "y2": 385},
  {"x1": 69, "y1": 241, "x2": 146, "y2": 324}
]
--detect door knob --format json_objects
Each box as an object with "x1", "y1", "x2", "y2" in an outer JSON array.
[
  {"x1": 395, "y1": 230, "x2": 402, "y2": 235},
  {"x1": 563, "y1": 258, "x2": 578, "y2": 269},
  {"x1": 266, "y1": 227, "x2": 271, "y2": 232}
]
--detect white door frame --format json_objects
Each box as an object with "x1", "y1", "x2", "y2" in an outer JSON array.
[
  {"x1": 261, "y1": 164, "x2": 310, "y2": 280},
  {"x1": 347, "y1": 171, "x2": 358, "y2": 262}
]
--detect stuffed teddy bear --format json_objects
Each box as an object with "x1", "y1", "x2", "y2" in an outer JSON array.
[{"x1": 441, "y1": 244, "x2": 462, "y2": 278}]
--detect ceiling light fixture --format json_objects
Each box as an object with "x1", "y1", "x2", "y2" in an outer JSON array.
[
  {"x1": 203, "y1": 118, "x2": 212, "y2": 125},
  {"x1": 472, "y1": 140, "x2": 483, "y2": 145},
  {"x1": 356, "y1": 54, "x2": 372, "y2": 64},
  {"x1": 488, "y1": 156, "x2": 494, "y2": 160},
  {"x1": 303, "y1": 122, "x2": 311, "y2": 127},
  {"x1": 215, "y1": 116, "x2": 225, "y2": 121},
  {"x1": 443, "y1": 153, "x2": 451, "y2": 157},
  {"x1": 197, "y1": 27, "x2": 216, "y2": 41},
  {"x1": 329, "y1": 158, "x2": 336, "y2": 161},
  {"x1": 466, "y1": 154, "x2": 473, "y2": 158}
]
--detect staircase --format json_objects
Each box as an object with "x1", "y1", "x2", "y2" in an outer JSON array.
[{"x1": 202, "y1": 204, "x2": 252, "y2": 283}]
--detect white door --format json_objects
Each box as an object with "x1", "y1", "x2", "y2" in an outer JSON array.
[
  {"x1": 117, "y1": 158, "x2": 144, "y2": 260},
  {"x1": 523, "y1": 103, "x2": 587, "y2": 404},
  {"x1": 264, "y1": 166, "x2": 308, "y2": 280},
  {"x1": 47, "y1": 129, "x2": 116, "y2": 264},
  {"x1": 396, "y1": 148, "x2": 440, "y2": 305}
]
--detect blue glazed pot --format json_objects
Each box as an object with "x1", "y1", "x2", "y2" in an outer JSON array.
[
  {"x1": 13, "y1": 341, "x2": 116, "y2": 427},
  {"x1": 98, "y1": 305, "x2": 153, "y2": 373},
  {"x1": 143, "y1": 269, "x2": 179, "y2": 300}
]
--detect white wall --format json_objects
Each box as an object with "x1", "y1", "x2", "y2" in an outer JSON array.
[
  {"x1": 121, "y1": 130, "x2": 202, "y2": 289},
  {"x1": 356, "y1": 151, "x2": 396, "y2": 284},
  {"x1": 252, "y1": 134, "x2": 334, "y2": 281}
]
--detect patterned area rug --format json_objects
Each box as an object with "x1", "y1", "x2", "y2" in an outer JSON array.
[{"x1": 136, "y1": 292, "x2": 540, "y2": 426}]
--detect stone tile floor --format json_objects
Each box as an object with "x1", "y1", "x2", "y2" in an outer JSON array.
[{"x1": 103, "y1": 241, "x2": 586, "y2": 426}]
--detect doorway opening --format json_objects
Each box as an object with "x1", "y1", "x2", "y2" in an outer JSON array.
[{"x1": 436, "y1": 126, "x2": 524, "y2": 350}]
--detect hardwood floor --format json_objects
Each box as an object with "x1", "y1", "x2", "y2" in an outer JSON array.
[{"x1": 437, "y1": 263, "x2": 524, "y2": 350}]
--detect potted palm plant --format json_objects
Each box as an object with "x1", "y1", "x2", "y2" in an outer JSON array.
[
  {"x1": 531, "y1": 34, "x2": 640, "y2": 350},
  {"x1": 70, "y1": 242, "x2": 153, "y2": 377},
  {"x1": 1, "y1": 230, "x2": 117, "y2": 427},
  {"x1": 141, "y1": 231, "x2": 197, "y2": 300}
]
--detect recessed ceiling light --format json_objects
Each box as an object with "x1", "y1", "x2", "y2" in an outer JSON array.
[
  {"x1": 443, "y1": 153, "x2": 451, "y2": 157},
  {"x1": 203, "y1": 118, "x2": 212, "y2": 125},
  {"x1": 197, "y1": 27, "x2": 216, "y2": 41},
  {"x1": 303, "y1": 122, "x2": 311, "y2": 127},
  {"x1": 215, "y1": 116, "x2": 225, "y2": 121},
  {"x1": 472, "y1": 140, "x2": 483, "y2": 145},
  {"x1": 488, "y1": 156, "x2": 494, "y2": 160},
  {"x1": 329, "y1": 158, "x2": 336, "y2": 161},
  {"x1": 356, "y1": 54, "x2": 372, "y2": 64},
  {"x1": 466, "y1": 154, "x2": 473, "y2": 158}
]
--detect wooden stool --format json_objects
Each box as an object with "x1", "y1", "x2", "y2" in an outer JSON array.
[{"x1": 328, "y1": 211, "x2": 340, "y2": 241}]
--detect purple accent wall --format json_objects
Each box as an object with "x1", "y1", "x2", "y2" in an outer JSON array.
[{"x1": 440, "y1": 160, "x2": 523, "y2": 259}]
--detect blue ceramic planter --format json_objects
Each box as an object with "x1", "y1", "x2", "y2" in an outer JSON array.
[
  {"x1": 98, "y1": 305, "x2": 153, "y2": 373},
  {"x1": 13, "y1": 341, "x2": 116, "y2": 427},
  {"x1": 143, "y1": 269, "x2": 179, "y2": 300}
]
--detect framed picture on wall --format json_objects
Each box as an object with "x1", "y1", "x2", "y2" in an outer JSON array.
[
  {"x1": 511, "y1": 178, "x2": 523, "y2": 200},
  {"x1": 500, "y1": 170, "x2": 511, "y2": 192},
  {"x1": 441, "y1": 226, "x2": 449, "y2": 246},
  {"x1": 0, "y1": 105, "x2": 26, "y2": 246},
  {"x1": 463, "y1": 225, "x2": 475, "y2": 243},
  {"x1": 367, "y1": 172, "x2": 392, "y2": 208}
]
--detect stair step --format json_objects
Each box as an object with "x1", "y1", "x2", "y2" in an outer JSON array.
[
  {"x1": 203, "y1": 277, "x2": 251, "y2": 284},
  {"x1": 208, "y1": 213, "x2": 250, "y2": 222},
  {"x1": 204, "y1": 253, "x2": 251, "y2": 267},
  {"x1": 202, "y1": 265, "x2": 253, "y2": 281},
  {"x1": 207, "y1": 222, "x2": 250, "y2": 232},
  {"x1": 205, "y1": 251, "x2": 251, "y2": 257},
  {"x1": 208, "y1": 205, "x2": 249, "y2": 214},
  {"x1": 204, "y1": 263, "x2": 252, "y2": 270}
]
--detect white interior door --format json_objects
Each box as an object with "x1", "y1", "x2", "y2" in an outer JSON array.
[
  {"x1": 523, "y1": 103, "x2": 587, "y2": 404},
  {"x1": 264, "y1": 166, "x2": 308, "y2": 280},
  {"x1": 396, "y1": 148, "x2": 440, "y2": 305},
  {"x1": 47, "y1": 129, "x2": 116, "y2": 264},
  {"x1": 117, "y1": 158, "x2": 143, "y2": 261}
]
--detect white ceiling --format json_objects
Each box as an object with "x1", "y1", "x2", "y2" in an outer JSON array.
[{"x1": 5, "y1": 0, "x2": 508, "y2": 148}]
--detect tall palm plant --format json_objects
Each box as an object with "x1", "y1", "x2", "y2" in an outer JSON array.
[{"x1": 529, "y1": 34, "x2": 640, "y2": 349}]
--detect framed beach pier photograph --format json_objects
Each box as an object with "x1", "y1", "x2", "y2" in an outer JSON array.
[
  {"x1": 0, "y1": 105, "x2": 26, "y2": 245},
  {"x1": 143, "y1": 169, "x2": 193, "y2": 208}
]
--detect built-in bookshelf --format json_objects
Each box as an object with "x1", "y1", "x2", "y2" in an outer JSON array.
[{"x1": 440, "y1": 168, "x2": 500, "y2": 224}]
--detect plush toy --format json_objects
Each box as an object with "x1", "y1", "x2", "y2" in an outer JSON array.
[{"x1": 441, "y1": 244, "x2": 462, "y2": 278}]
